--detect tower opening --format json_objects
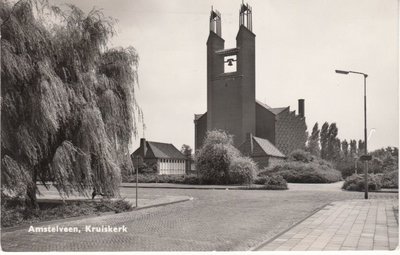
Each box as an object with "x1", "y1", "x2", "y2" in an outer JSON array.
[
  {"x1": 224, "y1": 55, "x2": 237, "y2": 73},
  {"x1": 210, "y1": 7, "x2": 221, "y2": 36},
  {"x1": 239, "y1": 2, "x2": 252, "y2": 31}
]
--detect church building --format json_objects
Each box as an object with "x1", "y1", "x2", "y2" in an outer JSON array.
[{"x1": 194, "y1": 3, "x2": 307, "y2": 168}]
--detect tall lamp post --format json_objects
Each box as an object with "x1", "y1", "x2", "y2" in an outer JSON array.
[
  {"x1": 335, "y1": 69, "x2": 369, "y2": 199},
  {"x1": 136, "y1": 156, "x2": 139, "y2": 208}
]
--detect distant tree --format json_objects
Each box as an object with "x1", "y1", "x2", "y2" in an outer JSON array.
[
  {"x1": 350, "y1": 140, "x2": 357, "y2": 157},
  {"x1": 1, "y1": 1, "x2": 142, "y2": 208},
  {"x1": 334, "y1": 138, "x2": 341, "y2": 161},
  {"x1": 358, "y1": 140, "x2": 365, "y2": 156},
  {"x1": 320, "y1": 122, "x2": 329, "y2": 159},
  {"x1": 181, "y1": 144, "x2": 193, "y2": 173},
  {"x1": 181, "y1": 144, "x2": 193, "y2": 159},
  {"x1": 307, "y1": 122, "x2": 320, "y2": 157},
  {"x1": 325, "y1": 123, "x2": 339, "y2": 161},
  {"x1": 341, "y1": 140, "x2": 349, "y2": 158}
]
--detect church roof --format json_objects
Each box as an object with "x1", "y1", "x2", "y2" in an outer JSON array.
[
  {"x1": 253, "y1": 136, "x2": 286, "y2": 158},
  {"x1": 269, "y1": 107, "x2": 287, "y2": 115},
  {"x1": 256, "y1": 100, "x2": 288, "y2": 115},
  {"x1": 238, "y1": 135, "x2": 286, "y2": 158}
]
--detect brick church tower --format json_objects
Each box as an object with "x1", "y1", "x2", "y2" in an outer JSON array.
[
  {"x1": 206, "y1": 4, "x2": 255, "y2": 147},
  {"x1": 195, "y1": 3, "x2": 307, "y2": 159}
]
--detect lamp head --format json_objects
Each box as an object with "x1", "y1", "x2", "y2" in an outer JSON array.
[{"x1": 335, "y1": 70, "x2": 349, "y2": 75}]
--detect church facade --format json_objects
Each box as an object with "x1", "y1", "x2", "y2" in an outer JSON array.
[{"x1": 194, "y1": 3, "x2": 307, "y2": 165}]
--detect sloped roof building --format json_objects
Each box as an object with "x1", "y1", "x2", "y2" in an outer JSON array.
[
  {"x1": 194, "y1": 3, "x2": 307, "y2": 166},
  {"x1": 131, "y1": 138, "x2": 187, "y2": 175}
]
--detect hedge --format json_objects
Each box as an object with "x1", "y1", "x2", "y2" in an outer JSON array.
[
  {"x1": 260, "y1": 161, "x2": 342, "y2": 183},
  {"x1": 342, "y1": 174, "x2": 382, "y2": 191}
]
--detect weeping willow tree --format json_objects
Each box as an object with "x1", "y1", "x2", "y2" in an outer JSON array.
[{"x1": 1, "y1": 0, "x2": 142, "y2": 208}]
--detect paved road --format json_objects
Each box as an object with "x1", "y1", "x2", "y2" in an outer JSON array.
[{"x1": 1, "y1": 184, "x2": 398, "y2": 251}]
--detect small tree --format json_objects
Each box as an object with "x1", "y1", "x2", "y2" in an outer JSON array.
[
  {"x1": 181, "y1": 144, "x2": 193, "y2": 174},
  {"x1": 195, "y1": 130, "x2": 239, "y2": 184},
  {"x1": 307, "y1": 122, "x2": 320, "y2": 156},
  {"x1": 358, "y1": 140, "x2": 365, "y2": 156},
  {"x1": 326, "y1": 123, "x2": 339, "y2": 161},
  {"x1": 181, "y1": 144, "x2": 192, "y2": 158},
  {"x1": 341, "y1": 140, "x2": 349, "y2": 158},
  {"x1": 320, "y1": 122, "x2": 329, "y2": 159},
  {"x1": 350, "y1": 140, "x2": 358, "y2": 157}
]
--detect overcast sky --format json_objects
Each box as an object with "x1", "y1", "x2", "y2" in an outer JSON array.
[{"x1": 52, "y1": 0, "x2": 399, "y2": 152}]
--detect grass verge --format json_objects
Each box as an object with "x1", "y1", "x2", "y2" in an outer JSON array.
[{"x1": 1, "y1": 195, "x2": 133, "y2": 228}]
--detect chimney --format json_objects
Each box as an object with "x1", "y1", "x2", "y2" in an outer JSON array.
[
  {"x1": 298, "y1": 99, "x2": 305, "y2": 118},
  {"x1": 140, "y1": 138, "x2": 147, "y2": 157}
]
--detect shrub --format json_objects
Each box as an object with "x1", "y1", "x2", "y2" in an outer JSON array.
[
  {"x1": 196, "y1": 130, "x2": 258, "y2": 185},
  {"x1": 130, "y1": 173, "x2": 201, "y2": 184},
  {"x1": 260, "y1": 160, "x2": 342, "y2": 183},
  {"x1": 339, "y1": 166, "x2": 358, "y2": 179},
  {"x1": 289, "y1": 149, "x2": 314, "y2": 163},
  {"x1": 263, "y1": 175, "x2": 288, "y2": 190},
  {"x1": 182, "y1": 175, "x2": 200, "y2": 185},
  {"x1": 342, "y1": 174, "x2": 382, "y2": 191},
  {"x1": 229, "y1": 157, "x2": 257, "y2": 185},
  {"x1": 254, "y1": 176, "x2": 268, "y2": 185},
  {"x1": 379, "y1": 170, "x2": 398, "y2": 189}
]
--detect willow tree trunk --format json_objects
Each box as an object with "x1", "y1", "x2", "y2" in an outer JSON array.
[{"x1": 25, "y1": 169, "x2": 39, "y2": 210}]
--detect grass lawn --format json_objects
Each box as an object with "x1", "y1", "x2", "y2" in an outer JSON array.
[{"x1": 1, "y1": 197, "x2": 133, "y2": 228}]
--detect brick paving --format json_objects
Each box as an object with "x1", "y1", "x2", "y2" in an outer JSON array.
[
  {"x1": 257, "y1": 199, "x2": 398, "y2": 251},
  {"x1": 1, "y1": 184, "x2": 398, "y2": 251}
]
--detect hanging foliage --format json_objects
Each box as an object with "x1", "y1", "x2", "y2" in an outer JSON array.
[{"x1": 1, "y1": 0, "x2": 142, "y2": 205}]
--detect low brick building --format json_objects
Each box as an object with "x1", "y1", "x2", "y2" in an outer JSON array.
[
  {"x1": 131, "y1": 138, "x2": 187, "y2": 175},
  {"x1": 239, "y1": 134, "x2": 286, "y2": 169}
]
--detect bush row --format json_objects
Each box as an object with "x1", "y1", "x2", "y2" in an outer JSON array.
[
  {"x1": 254, "y1": 175, "x2": 288, "y2": 190},
  {"x1": 1, "y1": 193, "x2": 132, "y2": 228},
  {"x1": 259, "y1": 161, "x2": 342, "y2": 183},
  {"x1": 342, "y1": 170, "x2": 398, "y2": 191},
  {"x1": 379, "y1": 170, "x2": 398, "y2": 189},
  {"x1": 129, "y1": 174, "x2": 200, "y2": 185},
  {"x1": 342, "y1": 174, "x2": 382, "y2": 191}
]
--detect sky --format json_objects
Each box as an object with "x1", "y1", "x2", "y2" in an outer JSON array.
[{"x1": 51, "y1": 0, "x2": 399, "y2": 153}]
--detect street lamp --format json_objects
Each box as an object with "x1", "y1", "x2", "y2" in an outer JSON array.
[{"x1": 335, "y1": 69, "x2": 369, "y2": 199}]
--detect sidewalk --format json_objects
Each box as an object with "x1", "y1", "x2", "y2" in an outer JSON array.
[{"x1": 254, "y1": 199, "x2": 399, "y2": 251}]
